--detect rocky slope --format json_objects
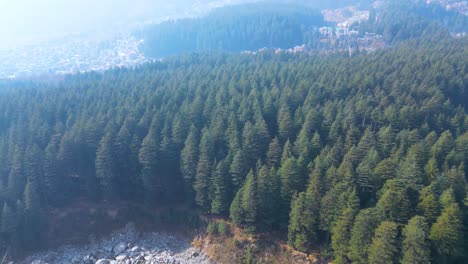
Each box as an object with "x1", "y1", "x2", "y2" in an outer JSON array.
[{"x1": 21, "y1": 223, "x2": 211, "y2": 264}]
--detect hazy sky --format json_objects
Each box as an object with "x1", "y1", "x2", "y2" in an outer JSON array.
[{"x1": 0, "y1": 0, "x2": 259, "y2": 50}]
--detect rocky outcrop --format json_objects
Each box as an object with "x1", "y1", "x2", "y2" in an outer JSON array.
[{"x1": 21, "y1": 223, "x2": 211, "y2": 264}]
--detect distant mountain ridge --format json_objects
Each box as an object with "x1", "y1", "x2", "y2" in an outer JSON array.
[{"x1": 138, "y1": 3, "x2": 326, "y2": 58}]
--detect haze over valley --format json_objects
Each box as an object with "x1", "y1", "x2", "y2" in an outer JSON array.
[{"x1": 1, "y1": 0, "x2": 466, "y2": 79}]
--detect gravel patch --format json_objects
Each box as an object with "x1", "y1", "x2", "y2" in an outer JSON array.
[{"x1": 21, "y1": 223, "x2": 211, "y2": 264}]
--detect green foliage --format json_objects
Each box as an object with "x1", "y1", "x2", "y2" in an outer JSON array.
[
  {"x1": 266, "y1": 138, "x2": 282, "y2": 168},
  {"x1": 288, "y1": 192, "x2": 307, "y2": 251},
  {"x1": 210, "y1": 158, "x2": 230, "y2": 215},
  {"x1": 348, "y1": 208, "x2": 380, "y2": 264},
  {"x1": 429, "y1": 202, "x2": 464, "y2": 263},
  {"x1": 0, "y1": 34, "x2": 466, "y2": 258},
  {"x1": 180, "y1": 125, "x2": 199, "y2": 202},
  {"x1": 375, "y1": 180, "x2": 412, "y2": 223},
  {"x1": 257, "y1": 166, "x2": 280, "y2": 230},
  {"x1": 1, "y1": 202, "x2": 17, "y2": 234},
  {"x1": 368, "y1": 221, "x2": 399, "y2": 264},
  {"x1": 194, "y1": 129, "x2": 213, "y2": 211},
  {"x1": 217, "y1": 221, "x2": 229, "y2": 236},
  {"x1": 206, "y1": 222, "x2": 218, "y2": 236},
  {"x1": 139, "y1": 3, "x2": 325, "y2": 58},
  {"x1": 331, "y1": 207, "x2": 356, "y2": 264},
  {"x1": 241, "y1": 170, "x2": 258, "y2": 233},
  {"x1": 230, "y1": 186, "x2": 244, "y2": 226},
  {"x1": 401, "y1": 216, "x2": 430, "y2": 264},
  {"x1": 139, "y1": 126, "x2": 162, "y2": 205},
  {"x1": 280, "y1": 157, "x2": 304, "y2": 221},
  {"x1": 95, "y1": 126, "x2": 117, "y2": 200}
]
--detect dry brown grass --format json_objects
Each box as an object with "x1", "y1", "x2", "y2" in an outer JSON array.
[{"x1": 192, "y1": 222, "x2": 325, "y2": 264}]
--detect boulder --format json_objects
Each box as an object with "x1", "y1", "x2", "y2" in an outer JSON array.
[
  {"x1": 113, "y1": 242, "x2": 127, "y2": 255},
  {"x1": 130, "y1": 246, "x2": 139, "y2": 252},
  {"x1": 116, "y1": 254, "x2": 127, "y2": 261},
  {"x1": 95, "y1": 260, "x2": 111, "y2": 264}
]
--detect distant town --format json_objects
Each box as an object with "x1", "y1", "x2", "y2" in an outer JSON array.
[
  {"x1": 266, "y1": 6, "x2": 384, "y2": 56},
  {"x1": 0, "y1": 36, "x2": 148, "y2": 79}
]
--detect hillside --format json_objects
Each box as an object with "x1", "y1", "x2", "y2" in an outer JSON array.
[
  {"x1": 0, "y1": 35, "x2": 467, "y2": 263},
  {"x1": 138, "y1": 3, "x2": 326, "y2": 58},
  {"x1": 137, "y1": 1, "x2": 468, "y2": 59}
]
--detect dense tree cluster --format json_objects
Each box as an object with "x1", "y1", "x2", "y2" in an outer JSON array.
[
  {"x1": 139, "y1": 3, "x2": 326, "y2": 58},
  {"x1": 0, "y1": 37, "x2": 467, "y2": 262},
  {"x1": 360, "y1": 0, "x2": 468, "y2": 44}
]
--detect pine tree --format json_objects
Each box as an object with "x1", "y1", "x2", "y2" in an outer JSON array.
[
  {"x1": 1, "y1": 202, "x2": 17, "y2": 235},
  {"x1": 377, "y1": 125, "x2": 396, "y2": 157},
  {"x1": 226, "y1": 115, "x2": 241, "y2": 154},
  {"x1": 368, "y1": 221, "x2": 399, "y2": 264},
  {"x1": 210, "y1": 158, "x2": 230, "y2": 215},
  {"x1": 180, "y1": 125, "x2": 199, "y2": 202},
  {"x1": 355, "y1": 128, "x2": 376, "y2": 162},
  {"x1": 95, "y1": 127, "x2": 117, "y2": 200},
  {"x1": 242, "y1": 122, "x2": 260, "y2": 169},
  {"x1": 373, "y1": 158, "x2": 397, "y2": 184},
  {"x1": 431, "y1": 130, "x2": 454, "y2": 165},
  {"x1": 280, "y1": 157, "x2": 303, "y2": 222},
  {"x1": 429, "y1": 202, "x2": 464, "y2": 263},
  {"x1": 328, "y1": 119, "x2": 342, "y2": 144},
  {"x1": 310, "y1": 131, "x2": 322, "y2": 159},
  {"x1": 401, "y1": 216, "x2": 430, "y2": 264},
  {"x1": 44, "y1": 135, "x2": 63, "y2": 206},
  {"x1": 230, "y1": 186, "x2": 244, "y2": 226},
  {"x1": 331, "y1": 207, "x2": 356, "y2": 264},
  {"x1": 294, "y1": 111, "x2": 315, "y2": 159},
  {"x1": 158, "y1": 135, "x2": 178, "y2": 200},
  {"x1": 24, "y1": 144, "x2": 44, "y2": 185},
  {"x1": 301, "y1": 169, "x2": 323, "y2": 245},
  {"x1": 241, "y1": 170, "x2": 258, "y2": 232},
  {"x1": 319, "y1": 182, "x2": 350, "y2": 233},
  {"x1": 229, "y1": 149, "x2": 247, "y2": 190},
  {"x1": 24, "y1": 179, "x2": 41, "y2": 216},
  {"x1": 375, "y1": 179, "x2": 412, "y2": 223},
  {"x1": 114, "y1": 117, "x2": 138, "y2": 200},
  {"x1": 194, "y1": 128, "x2": 214, "y2": 211},
  {"x1": 424, "y1": 157, "x2": 440, "y2": 181},
  {"x1": 266, "y1": 137, "x2": 282, "y2": 168},
  {"x1": 288, "y1": 192, "x2": 307, "y2": 251},
  {"x1": 417, "y1": 190, "x2": 439, "y2": 224},
  {"x1": 397, "y1": 146, "x2": 425, "y2": 191},
  {"x1": 439, "y1": 188, "x2": 457, "y2": 210},
  {"x1": 356, "y1": 148, "x2": 380, "y2": 203},
  {"x1": 349, "y1": 208, "x2": 380, "y2": 264},
  {"x1": 129, "y1": 134, "x2": 143, "y2": 201},
  {"x1": 281, "y1": 140, "x2": 293, "y2": 165},
  {"x1": 257, "y1": 166, "x2": 280, "y2": 229},
  {"x1": 254, "y1": 110, "x2": 271, "y2": 156},
  {"x1": 278, "y1": 105, "x2": 294, "y2": 143},
  {"x1": 7, "y1": 146, "x2": 24, "y2": 200},
  {"x1": 23, "y1": 179, "x2": 44, "y2": 249},
  {"x1": 171, "y1": 114, "x2": 189, "y2": 150},
  {"x1": 446, "y1": 165, "x2": 466, "y2": 204},
  {"x1": 139, "y1": 127, "x2": 162, "y2": 205}
]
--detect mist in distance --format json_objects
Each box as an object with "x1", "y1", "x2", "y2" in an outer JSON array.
[
  {"x1": 0, "y1": 0, "x2": 263, "y2": 50},
  {"x1": 0, "y1": 0, "x2": 369, "y2": 51}
]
